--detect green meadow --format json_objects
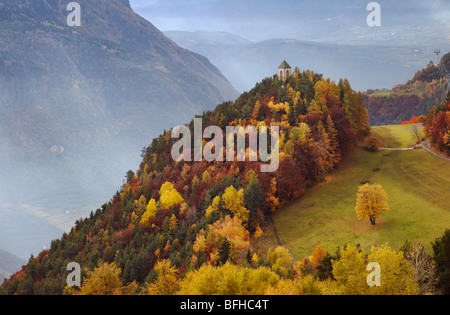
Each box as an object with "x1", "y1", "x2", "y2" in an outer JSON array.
[
  {"x1": 371, "y1": 123, "x2": 424, "y2": 148},
  {"x1": 271, "y1": 125, "x2": 450, "y2": 260}
]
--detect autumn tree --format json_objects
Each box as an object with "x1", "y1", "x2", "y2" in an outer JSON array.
[
  {"x1": 159, "y1": 182, "x2": 184, "y2": 210},
  {"x1": 222, "y1": 185, "x2": 249, "y2": 225},
  {"x1": 330, "y1": 244, "x2": 418, "y2": 295},
  {"x1": 401, "y1": 241, "x2": 437, "y2": 294},
  {"x1": 211, "y1": 215, "x2": 250, "y2": 264},
  {"x1": 330, "y1": 244, "x2": 368, "y2": 295},
  {"x1": 267, "y1": 246, "x2": 294, "y2": 277},
  {"x1": 141, "y1": 198, "x2": 157, "y2": 228},
  {"x1": 144, "y1": 259, "x2": 180, "y2": 295},
  {"x1": 366, "y1": 244, "x2": 419, "y2": 295},
  {"x1": 205, "y1": 196, "x2": 221, "y2": 219},
  {"x1": 310, "y1": 245, "x2": 327, "y2": 267},
  {"x1": 134, "y1": 195, "x2": 147, "y2": 214},
  {"x1": 355, "y1": 183, "x2": 389, "y2": 225},
  {"x1": 74, "y1": 261, "x2": 137, "y2": 295},
  {"x1": 178, "y1": 264, "x2": 280, "y2": 295},
  {"x1": 365, "y1": 135, "x2": 382, "y2": 152},
  {"x1": 410, "y1": 124, "x2": 424, "y2": 143}
]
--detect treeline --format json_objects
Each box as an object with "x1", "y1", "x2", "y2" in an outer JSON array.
[
  {"x1": 364, "y1": 77, "x2": 448, "y2": 126},
  {"x1": 423, "y1": 94, "x2": 450, "y2": 155},
  {"x1": 407, "y1": 61, "x2": 445, "y2": 85},
  {"x1": 364, "y1": 53, "x2": 450, "y2": 126},
  {"x1": 1, "y1": 69, "x2": 373, "y2": 295}
]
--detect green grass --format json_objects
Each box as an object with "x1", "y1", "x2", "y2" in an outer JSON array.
[
  {"x1": 272, "y1": 136, "x2": 450, "y2": 260},
  {"x1": 368, "y1": 89, "x2": 392, "y2": 97},
  {"x1": 367, "y1": 84, "x2": 426, "y2": 98},
  {"x1": 371, "y1": 124, "x2": 423, "y2": 148}
]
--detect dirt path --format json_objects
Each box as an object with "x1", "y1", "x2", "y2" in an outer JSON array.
[
  {"x1": 269, "y1": 215, "x2": 297, "y2": 262},
  {"x1": 380, "y1": 141, "x2": 450, "y2": 161},
  {"x1": 379, "y1": 147, "x2": 417, "y2": 151}
]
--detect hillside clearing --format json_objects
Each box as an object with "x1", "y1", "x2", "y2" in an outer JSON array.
[
  {"x1": 371, "y1": 124, "x2": 423, "y2": 148},
  {"x1": 269, "y1": 127, "x2": 450, "y2": 260}
]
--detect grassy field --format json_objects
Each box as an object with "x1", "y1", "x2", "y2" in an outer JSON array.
[
  {"x1": 371, "y1": 124, "x2": 423, "y2": 148},
  {"x1": 269, "y1": 125, "x2": 450, "y2": 260}
]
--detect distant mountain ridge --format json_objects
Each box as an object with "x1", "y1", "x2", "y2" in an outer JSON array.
[
  {"x1": 0, "y1": 0, "x2": 238, "y2": 258},
  {"x1": 164, "y1": 30, "x2": 445, "y2": 94},
  {"x1": 0, "y1": 249, "x2": 25, "y2": 283}
]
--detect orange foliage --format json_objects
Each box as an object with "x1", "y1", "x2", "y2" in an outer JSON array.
[{"x1": 400, "y1": 116, "x2": 422, "y2": 125}]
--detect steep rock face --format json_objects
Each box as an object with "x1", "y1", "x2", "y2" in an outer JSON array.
[{"x1": 0, "y1": 0, "x2": 238, "y2": 254}]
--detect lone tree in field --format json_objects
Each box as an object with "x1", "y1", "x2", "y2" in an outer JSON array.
[{"x1": 355, "y1": 183, "x2": 389, "y2": 225}]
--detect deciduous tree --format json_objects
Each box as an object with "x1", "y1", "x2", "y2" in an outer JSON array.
[
  {"x1": 355, "y1": 183, "x2": 389, "y2": 225},
  {"x1": 144, "y1": 259, "x2": 180, "y2": 295}
]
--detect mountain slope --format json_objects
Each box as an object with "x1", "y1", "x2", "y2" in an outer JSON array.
[
  {"x1": 364, "y1": 52, "x2": 450, "y2": 125},
  {"x1": 0, "y1": 0, "x2": 238, "y2": 258},
  {"x1": 0, "y1": 249, "x2": 25, "y2": 283},
  {"x1": 0, "y1": 69, "x2": 371, "y2": 295}
]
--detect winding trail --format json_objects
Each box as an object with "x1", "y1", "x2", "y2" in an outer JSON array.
[
  {"x1": 379, "y1": 147, "x2": 416, "y2": 151},
  {"x1": 269, "y1": 215, "x2": 297, "y2": 262},
  {"x1": 422, "y1": 140, "x2": 450, "y2": 162},
  {"x1": 380, "y1": 141, "x2": 450, "y2": 162}
]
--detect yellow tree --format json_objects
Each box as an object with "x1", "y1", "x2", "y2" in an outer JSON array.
[
  {"x1": 355, "y1": 183, "x2": 389, "y2": 225},
  {"x1": 159, "y1": 182, "x2": 184, "y2": 210},
  {"x1": 141, "y1": 198, "x2": 157, "y2": 228},
  {"x1": 211, "y1": 215, "x2": 250, "y2": 264},
  {"x1": 330, "y1": 244, "x2": 419, "y2": 295},
  {"x1": 134, "y1": 195, "x2": 147, "y2": 214},
  {"x1": 202, "y1": 170, "x2": 212, "y2": 184},
  {"x1": 367, "y1": 244, "x2": 419, "y2": 295},
  {"x1": 331, "y1": 244, "x2": 368, "y2": 295},
  {"x1": 144, "y1": 259, "x2": 180, "y2": 295},
  {"x1": 222, "y1": 185, "x2": 249, "y2": 225},
  {"x1": 267, "y1": 246, "x2": 294, "y2": 277},
  {"x1": 308, "y1": 78, "x2": 339, "y2": 114},
  {"x1": 169, "y1": 214, "x2": 178, "y2": 233},
  {"x1": 205, "y1": 196, "x2": 221, "y2": 218},
  {"x1": 75, "y1": 261, "x2": 137, "y2": 295},
  {"x1": 178, "y1": 264, "x2": 280, "y2": 295}
]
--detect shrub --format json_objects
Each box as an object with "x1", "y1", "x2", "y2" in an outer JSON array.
[{"x1": 365, "y1": 136, "x2": 382, "y2": 152}]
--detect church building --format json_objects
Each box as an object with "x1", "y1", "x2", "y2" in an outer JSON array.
[{"x1": 278, "y1": 60, "x2": 292, "y2": 80}]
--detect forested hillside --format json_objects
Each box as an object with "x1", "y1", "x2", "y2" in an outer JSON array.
[
  {"x1": 365, "y1": 52, "x2": 450, "y2": 126},
  {"x1": 1, "y1": 68, "x2": 412, "y2": 295}
]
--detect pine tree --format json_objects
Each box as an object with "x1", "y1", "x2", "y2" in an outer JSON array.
[
  {"x1": 244, "y1": 175, "x2": 267, "y2": 231},
  {"x1": 432, "y1": 229, "x2": 450, "y2": 294},
  {"x1": 218, "y1": 237, "x2": 231, "y2": 265}
]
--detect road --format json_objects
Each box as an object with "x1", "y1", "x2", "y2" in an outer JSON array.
[{"x1": 422, "y1": 140, "x2": 450, "y2": 162}]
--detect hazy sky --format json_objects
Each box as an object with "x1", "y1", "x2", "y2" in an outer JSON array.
[{"x1": 129, "y1": 0, "x2": 450, "y2": 42}]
